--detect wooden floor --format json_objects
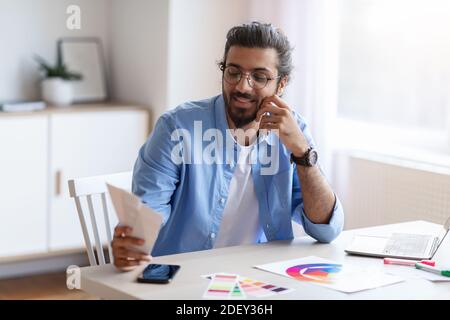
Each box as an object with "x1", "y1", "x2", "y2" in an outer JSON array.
[{"x1": 0, "y1": 272, "x2": 97, "y2": 300}]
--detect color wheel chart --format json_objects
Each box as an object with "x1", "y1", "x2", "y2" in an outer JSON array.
[
  {"x1": 255, "y1": 256, "x2": 405, "y2": 293},
  {"x1": 286, "y1": 263, "x2": 342, "y2": 283}
]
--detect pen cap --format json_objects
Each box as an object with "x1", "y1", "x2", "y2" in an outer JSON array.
[{"x1": 421, "y1": 260, "x2": 436, "y2": 267}]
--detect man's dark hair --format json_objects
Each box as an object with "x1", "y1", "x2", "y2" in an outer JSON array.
[{"x1": 219, "y1": 21, "x2": 294, "y2": 82}]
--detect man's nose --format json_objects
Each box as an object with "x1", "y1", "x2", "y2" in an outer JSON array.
[{"x1": 235, "y1": 74, "x2": 253, "y2": 92}]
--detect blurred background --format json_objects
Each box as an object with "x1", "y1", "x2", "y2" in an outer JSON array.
[{"x1": 0, "y1": 0, "x2": 449, "y2": 298}]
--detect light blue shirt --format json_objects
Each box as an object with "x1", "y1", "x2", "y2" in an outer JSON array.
[{"x1": 132, "y1": 94, "x2": 344, "y2": 257}]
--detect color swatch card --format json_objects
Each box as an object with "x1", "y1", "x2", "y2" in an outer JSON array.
[
  {"x1": 201, "y1": 273, "x2": 294, "y2": 298},
  {"x1": 238, "y1": 276, "x2": 294, "y2": 297},
  {"x1": 254, "y1": 256, "x2": 404, "y2": 293},
  {"x1": 203, "y1": 273, "x2": 246, "y2": 299}
]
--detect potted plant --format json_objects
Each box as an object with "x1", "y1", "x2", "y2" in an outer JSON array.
[{"x1": 34, "y1": 55, "x2": 82, "y2": 106}]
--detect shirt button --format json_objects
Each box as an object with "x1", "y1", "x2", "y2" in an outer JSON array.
[
  {"x1": 211, "y1": 232, "x2": 216, "y2": 239},
  {"x1": 266, "y1": 224, "x2": 270, "y2": 229},
  {"x1": 219, "y1": 198, "x2": 225, "y2": 204}
]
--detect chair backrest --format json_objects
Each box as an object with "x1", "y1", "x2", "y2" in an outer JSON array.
[{"x1": 68, "y1": 171, "x2": 132, "y2": 266}]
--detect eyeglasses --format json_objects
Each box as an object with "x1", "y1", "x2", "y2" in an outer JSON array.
[{"x1": 221, "y1": 65, "x2": 280, "y2": 90}]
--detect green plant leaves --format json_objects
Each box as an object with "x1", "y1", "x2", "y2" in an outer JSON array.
[{"x1": 34, "y1": 54, "x2": 83, "y2": 80}]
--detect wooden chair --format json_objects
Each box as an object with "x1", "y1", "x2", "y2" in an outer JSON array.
[{"x1": 68, "y1": 171, "x2": 132, "y2": 266}]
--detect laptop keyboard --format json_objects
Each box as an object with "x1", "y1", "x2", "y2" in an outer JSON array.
[{"x1": 383, "y1": 233, "x2": 433, "y2": 257}]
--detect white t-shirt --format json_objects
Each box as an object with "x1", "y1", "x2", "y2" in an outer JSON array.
[{"x1": 214, "y1": 143, "x2": 263, "y2": 248}]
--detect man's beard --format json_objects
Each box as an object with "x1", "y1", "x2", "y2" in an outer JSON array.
[{"x1": 223, "y1": 90, "x2": 260, "y2": 129}]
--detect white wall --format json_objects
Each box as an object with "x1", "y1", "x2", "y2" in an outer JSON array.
[
  {"x1": 0, "y1": 0, "x2": 254, "y2": 126},
  {"x1": 167, "y1": 0, "x2": 250, "y2": 109},
  {"x1": 109, "y1": 0, "x2": 250, "y2": 125},
  {"x1": 109, "y1": 0, "x2": 169, "y2": 124},
  {"x1": 247, "y1": 0, "x2": 310, "y2": 113},
  {"x1": 0, "y1": 0, "x2": 273, "y2": 126},
  {"x1": 0, "y1": 0, "x2": 111, "y2": 102}
]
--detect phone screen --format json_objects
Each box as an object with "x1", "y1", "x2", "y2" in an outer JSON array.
[{"x1": 137, "y1": 264, "x2": 180, "y2": 284}]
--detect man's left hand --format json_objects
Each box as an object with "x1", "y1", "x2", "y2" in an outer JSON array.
[{"x1": 257, "y1": 95, "x2": 309, "y2": 157}]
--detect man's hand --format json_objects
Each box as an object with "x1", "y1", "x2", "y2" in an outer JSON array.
[
  {"x1": 257, "y1": 95, "x2": 309, "y2": 156},
  {"x1": 257, "y1": 96, "x2": 336, "y2": 225},
  {"x1": 111, "y1": 225, "x2": 152, "y2": 271}
]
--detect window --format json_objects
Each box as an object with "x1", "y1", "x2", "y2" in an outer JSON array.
[{"x1": 335, "y1": 0, "x2": 450, "y2": 158}]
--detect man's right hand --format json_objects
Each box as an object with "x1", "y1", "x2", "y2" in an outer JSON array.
[{"x1": 111, "y1": 225, "x2": 152, "y2": 271}]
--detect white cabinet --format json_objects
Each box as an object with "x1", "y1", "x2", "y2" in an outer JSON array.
[
  {"x1": 0, "y1": 116, "x2": 48, "y2": 256},
  {"x1": 49, "y1": 110, "x2": 148, "y2": 250},
  {"x1": 0, "y1": 106, "x2": 149, "y2": 260}
]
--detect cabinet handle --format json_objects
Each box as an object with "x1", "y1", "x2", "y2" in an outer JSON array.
[{"x1": 55, "y1": 170, "x2": 62, "y2": 196}]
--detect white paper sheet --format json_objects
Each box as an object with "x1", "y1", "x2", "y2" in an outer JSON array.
[
  {"x1": 107, "y1": 183, "x2": 163, "y2": 254},
  {"x1": 254, "y1": 256, "x2": 404, "y2": 293},
  {"x1": 383, "y1": 264, "x2": 450, "y2": 282}
]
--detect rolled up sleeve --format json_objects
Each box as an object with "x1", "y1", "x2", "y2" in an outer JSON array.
[{"x1": 297, "y1": 196, "x2": 344, "y2": 243}]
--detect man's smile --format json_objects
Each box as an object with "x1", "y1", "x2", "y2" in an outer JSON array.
[
  {"x1": 233, "y1": 95, "x2": 255, "y2": 106},
  {"x1": 231, "y1": 92, "x2": 258, "y2": 110}
]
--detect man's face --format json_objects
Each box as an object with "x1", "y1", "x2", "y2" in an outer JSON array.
[{"x1": 222, "y1": 46, "x2": 283, "y2": 128}]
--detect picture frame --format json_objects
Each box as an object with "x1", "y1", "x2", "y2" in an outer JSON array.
[{"x1": 58, "y1": 37, "x2": 108, "y2": 102}]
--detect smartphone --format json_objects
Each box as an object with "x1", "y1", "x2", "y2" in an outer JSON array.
[{"x1": 137, "y1": 263, "x2": 180, "y2": 284}]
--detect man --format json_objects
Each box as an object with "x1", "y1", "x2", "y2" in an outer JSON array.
[{"x1": 112, "y1": 22, "x2": 344, "y2": 271}]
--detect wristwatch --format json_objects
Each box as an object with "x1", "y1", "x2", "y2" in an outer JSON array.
[{"x1": 290, "y1": 147, "x2": 318, "y2": 167}]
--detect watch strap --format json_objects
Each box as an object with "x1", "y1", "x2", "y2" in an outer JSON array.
[{"x1": 290, "y1": 147, "x2": 313, "y2": 166}]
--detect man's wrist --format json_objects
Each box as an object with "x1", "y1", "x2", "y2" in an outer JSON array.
[{"x1": 291, "y1": 144, "x2": 309, "y2": 157}]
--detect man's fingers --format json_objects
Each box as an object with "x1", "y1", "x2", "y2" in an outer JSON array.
[
  {"x1": 119, "y1": 266, "x2": 138, "y2": 272},
  {"x1": 257, "y1": 103, "x2": 282, "y2": 119},
  {"x1": 114, "y1": 254, "x2": 152, "y2": 271},
  {"x1": 112, "y1": 236, "x2": 145, "y2": 248},
  {"x1": 112, "y1": 226, "x2": 152, "y2": 272},
  {"x1": 114, "y1": 248, "x2": 152, "y2": 261},
  {"x1": 114, "y1": 258, "x2": 141, "y2": 271},
  {"x1": 259, "y1": 115, "x2": 281, "y2": 124},
  {"x1": 260, "y1": 122, "x2": 279, "y2": 130},
  {"x1": 114, "y1": 225, "x2": 132, "y2": 237},
  {"x1": 140, "y1": 255, "x2": 152, "y2": 262},
  {"x1": 264, "y1": 95, "x2": 290, "y2": 109},
  {"x1": 257, "y1": 94, "x2": 292, "y2": 119}
]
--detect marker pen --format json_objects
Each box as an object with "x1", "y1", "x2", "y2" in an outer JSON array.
[
  {"x1": 383, "y1": 258, "x2": 435, "y2": 267},
  {"x1": 415, "y1": 262, "x2": 450, "y2": 278}
]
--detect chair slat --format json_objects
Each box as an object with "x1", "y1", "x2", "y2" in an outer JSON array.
[
  {"x1": 101, "y1": 192, "x2": 114, "y2": 264},
  {"x1": 87, "y1": 194, "x2": 106, "y2": 265},
  {"x1": 74, "y1": 196, "x2": 97, "y2": 266}
]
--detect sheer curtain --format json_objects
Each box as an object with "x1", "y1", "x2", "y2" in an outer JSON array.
[
  {"x1": 247, "y1": 0, "x2": 339, "y2": 237},
  {"x1": 247, "y1": 0, "x2": 340, "y2": 177}
]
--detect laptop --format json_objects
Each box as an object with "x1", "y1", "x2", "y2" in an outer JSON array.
[{"x1": 344, "y1": 217, "x2": 450, "y2": 260}]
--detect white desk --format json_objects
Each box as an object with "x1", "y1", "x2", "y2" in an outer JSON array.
[{"x1": 79, "y1": 221, "x2": 450, "y2": 299}]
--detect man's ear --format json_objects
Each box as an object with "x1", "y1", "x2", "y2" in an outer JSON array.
[{"x1": 277, "y1": 76, "x2": 288, "y2": 96}]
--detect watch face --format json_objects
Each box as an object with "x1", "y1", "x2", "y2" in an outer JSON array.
[{"x1": 308, "y1": 150, "x2": 318, "y2": 165}]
